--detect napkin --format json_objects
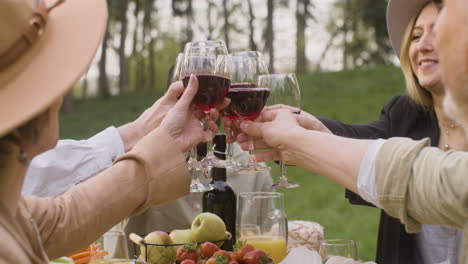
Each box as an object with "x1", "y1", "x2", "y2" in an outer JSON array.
[
  {"x1": 279, "y1": 246, "x2": 322, "y2": 264},
  {"x1": 279, "y1": 246, "x2": 377, "y2": 264}
]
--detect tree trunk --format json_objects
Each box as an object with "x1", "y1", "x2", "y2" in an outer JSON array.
[
  {"x1": 61, "y1": 91, "x2": 74, "y2": 113},
  {"x1": 142, "y1": 0, "x2": 156, "y2": 89},
  {"x1": 246, "y1": 0, "x2": 257, "y2": 51},
  {"x1": 295, "y1": 0, "x2": 308, "y2": 74},
  {"x1": 98, "y1": 24, "x2": 111, "y2": 98},
  {"x1": 222, "y1": 0, "x2": 230, "y2": 51},
  {"x1": 342, "y1": 0, "x2": 351, "y2": 69},
  {"x1": 81, "y1": 73, "x2": 88, "y2": 98},
  {"x1": 132, "y1": 0, "x2": 140, "y2": 55},
  {"x1": 266, "y1": 0, "x2": 275, "y2": 73},
  {"x1": 119, "y1": 0, "x2": 130, "y2": 94},
  {"x1": 185, "y1": 0, "x2": 193, "y2": 43}
]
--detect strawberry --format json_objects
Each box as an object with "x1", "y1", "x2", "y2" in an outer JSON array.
[
  {"x1": 181, "y1": 260, "x2": 197, "y2": 264},
  {"x1": 176, "y1": 242, "x2": 199, "y2": 262},
  {"x1": 243, "y1": 249, "x2": 270, "y2": 264},
  {"x1": 212, "y1": 250, "x2": 230, "y2": 258},
  {"x1": 228, "y1": 251, "x2": 243, "y2": 262},
  {"x1": 206, "y1": 254, "x2": 230, "y2": 264},
  {"x1": 200, "y1": 242, "x2": 220, "y2": 259},
  {"x1": 234, "y1": 240, "x2": 255, "y2": 259}
]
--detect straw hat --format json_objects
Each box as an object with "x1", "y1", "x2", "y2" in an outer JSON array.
[
  {"x1": 387, "y1": 0, "x2": 431, "y2": 57},
  {"x1": 0, "y1": 0, "x2": 107, "y2": 137}
]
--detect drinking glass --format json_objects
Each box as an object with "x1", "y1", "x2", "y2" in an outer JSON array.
[
  {"x1": 218, "y1": 55, "x2": 270, "y2": 172},
  {"x1": 102, "y1": 230, "x2": 129, "y2": 259},
  {"x1": 229, "y1": 51, "x2": 269, "y2": 75},
  {"x1": 319, "y1": 239, "x2": 358, "y2": 263},
  {"x1": 181, "y1": 49, "x2": 230, "y2": 171},
  {"x1": 184, "y1": 40, "x2": 229, "y2": 56},
  {"x1": 237, "y1": 192, "x2": 288, "y2": 263},
  {"x1": 258, "y1": 73, "x2": 301, "y2": 189}
]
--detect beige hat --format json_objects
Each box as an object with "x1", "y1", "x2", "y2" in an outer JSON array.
[
  {"x1": 0, "y1": 0, "x2": 107, "y2": 137},
  {"x1": 387, "y1": 0, "x2": 431, "y2": 57}
]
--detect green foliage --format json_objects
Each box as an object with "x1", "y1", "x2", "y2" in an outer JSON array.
[{"x1": 60, "y1": 65, "x2": 406, "y2": 260}]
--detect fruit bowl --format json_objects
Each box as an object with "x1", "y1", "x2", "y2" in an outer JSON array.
[{"x1": 130, "y1": 232, "x2": 232, "y2": 263}]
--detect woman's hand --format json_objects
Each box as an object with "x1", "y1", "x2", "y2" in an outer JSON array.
[
  {"x1": 118, "y1": 81, "x2": 187, "y2": 152},
  {"x1": 237, "y1": 109, "x2": 307, "y2": 163},
  {"x1": 265, "y1": 104, "x2": 332, "y2": 133},
  {"x1": 160, "y1": 75, "x2": 229, "y2": 152},
  {"x1": 225, "y1": 104, "x2": 331, "y2": 145}
]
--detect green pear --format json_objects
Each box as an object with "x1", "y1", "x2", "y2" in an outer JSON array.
[
  {"x1": 140, "y1": 231, "x2": 176, "y2": 264},
  {"x1": 169, "y1": 229, "x2": 194, "y2": 244},
  {"x1": 191, "y1": 212, "x2": 227, "y2": 245}
]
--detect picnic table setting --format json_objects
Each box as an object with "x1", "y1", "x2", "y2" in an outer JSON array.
[{"x1": 51, "y1": 40, "x2": 378, "y2": 264}]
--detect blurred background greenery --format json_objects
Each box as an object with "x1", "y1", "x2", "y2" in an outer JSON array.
[{"x1": 60, "y1": 65, "x2": 406, "y2": 260}]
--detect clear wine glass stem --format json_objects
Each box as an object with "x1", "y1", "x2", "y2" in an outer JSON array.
[
  {"x1": 271, "y1": 160, "x2": 300, "y2": 189},
  {"x1": 248, "y1": 135, "x2": 257, "y2": 164},
  {"x1": 280, "y1": 160, "x2": 286, "y2": 178},
  {"x1": 187, "y1": 147, "x2": 199, "y2": 170}
]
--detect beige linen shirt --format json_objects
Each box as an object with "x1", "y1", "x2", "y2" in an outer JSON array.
[
  {"x1": 375, "y1": 138, "x2": 468, "y2": 263},
  {"x1": 0, "y1": 128, "x2": 190, "y2": 263}
]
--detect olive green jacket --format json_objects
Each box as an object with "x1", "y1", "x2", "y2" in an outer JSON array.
[{"x1": 375, "y1": 138, "x2": 468, "y2": 263}]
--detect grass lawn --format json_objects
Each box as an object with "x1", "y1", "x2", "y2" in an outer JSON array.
[{"x1": 60, "y1": 65, "x2": 406, "y2": 260}]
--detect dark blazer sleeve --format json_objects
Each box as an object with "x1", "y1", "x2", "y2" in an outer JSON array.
[{"x1": 319, "y1": 95, "x2": 404, "y2": 206}]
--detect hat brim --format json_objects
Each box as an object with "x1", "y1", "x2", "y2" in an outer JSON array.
[
  {"x1": 387, "y1": 0, "x2": 431, "y2": 58},
  {"x1": 0, "y1": 0, "x2": 107, "y2": 137}
]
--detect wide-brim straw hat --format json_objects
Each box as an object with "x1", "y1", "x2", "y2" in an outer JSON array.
[
  {"x1": 0, "y1": 0, "x2": 107, "y2": 137},
  {"x1": 387, "y1": 0, "x2": 431, "y2": 57}
]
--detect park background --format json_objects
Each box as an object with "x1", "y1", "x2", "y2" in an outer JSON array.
[{"x1": 60, "y1": 0, "x2": 406, "y2": 260}]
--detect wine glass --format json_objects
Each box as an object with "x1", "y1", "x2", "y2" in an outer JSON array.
[
  {"x1": 170, "y1": 53, "x2": 201, "y2": 172},
  {"x1": 218, "y1": 54, "x2": 271, "y2": 173},
  {"x1": 184, "y1": 40, "x2": 229, "y2": 56},
  {"x1": 229, "y1": 51, "x2": 269, "y2": 75},
  {"x1": 181, "y1": 46, "x2": 230, "y2": 171},
  {"x1": 258, "y1": 73, "x2": 301, "y2": 189},
  {"x1": 237, "y1": 192, "x2": 288, "y2": 263},
  {"x1": 319, "y1": 239, "x2": 358, "y2": 263}
]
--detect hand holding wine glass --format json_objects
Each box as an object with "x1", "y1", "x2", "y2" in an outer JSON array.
[
  {"x1": 258, "y1": 73, "x2": 302, "y2": 188},
  {"x1": 160, "y1": 74, "x2": 224, "y2": 153}
]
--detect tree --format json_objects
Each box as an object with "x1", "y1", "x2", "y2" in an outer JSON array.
[
  {"x1": 265, "y1": 0, "x2": 275, "y2": 72},
  {"x1": 222, "y1": 0, "x2": 230, "y2": 50},
  {"x1": 327, "y1": 0, "x2": 392, "y2": 69},
  {"x1": 98, "y1": 23, "x2": 111, "y2": 98},
  {"x1": 246, "y1": 0, "x2": 257, "y2": 51},
  {"x1": 295, "y1": 0, "x2": 315, "y2": 73},
  {"x1": 172, "y1": 0, "x2": 194, "y2": 43},
  {"x1": 143, "y1": 0, "x2": 157, "y2": 90},
  {"x1": 118, "y1": 0, "x2": 130, "y2": 94}
]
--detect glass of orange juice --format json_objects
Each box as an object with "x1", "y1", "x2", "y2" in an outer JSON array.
[{"x1": 237, "y1": 192, "x2": 288, "y2": 263}]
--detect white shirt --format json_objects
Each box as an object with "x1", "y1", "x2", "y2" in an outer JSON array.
[
  {"x1": 23, "y1": 127, "x2": 125, "y2": 197},
  {"x1": 358, "y1": 139, "x2": 463, "y2": 264}
]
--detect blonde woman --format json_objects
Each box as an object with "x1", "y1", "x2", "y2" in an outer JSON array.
[
  {"x1": 230, "y1": 0, "x2": 461, "y2": 263},
  {"x1": 236, "y1": 0, "x2": 468, "y2": 262},
  {"x1": 0, "y1": 0, "x2": 222, "y2": 262}
]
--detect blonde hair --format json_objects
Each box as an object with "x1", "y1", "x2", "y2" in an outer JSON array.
[{"x1": 399, "y1": 2, "x2": 434, "y2": 108}]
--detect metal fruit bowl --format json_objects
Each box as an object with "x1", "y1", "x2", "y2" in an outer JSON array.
[{"x1": 129, "y1": 232, "x2": 232, "y2": 263}]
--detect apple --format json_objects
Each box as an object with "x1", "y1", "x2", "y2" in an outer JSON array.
[
  {"x1": 191, "y1": 213, "x2": 227, "y2": 245},
  {"x1": 140, "y1": 231, "x2": 176, "y2": 264},
  {"x1": 169, "y1": 229, "x2": 195, "y2": 245}
]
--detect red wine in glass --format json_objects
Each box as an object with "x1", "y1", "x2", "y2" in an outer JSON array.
[
  {"x1": 226, "y1": 87, "x2": 270, "y2": 121},
  {"x1": 223, "y1": 83, "x2": 257, "y2": 119},
  {"x1": 182, "y1": 74, "x2": 230, "y2": 113}
]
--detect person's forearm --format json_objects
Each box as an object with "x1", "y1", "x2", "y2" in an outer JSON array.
[{"x1": 284, "y1": 130, "x2": 373, "y2": 193}]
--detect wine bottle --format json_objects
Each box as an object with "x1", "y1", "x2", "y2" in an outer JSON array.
[{"x1": 202, "y1": 134, "x2": 236, "y2": 251}]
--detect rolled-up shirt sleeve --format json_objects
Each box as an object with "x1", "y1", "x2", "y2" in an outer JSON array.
[
  {"x1": 22, "y1": 126, "x2": 125, "y2": 197},
  {"x1": 356, "y1": 139, "x2": 386, "y2": 208}
]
